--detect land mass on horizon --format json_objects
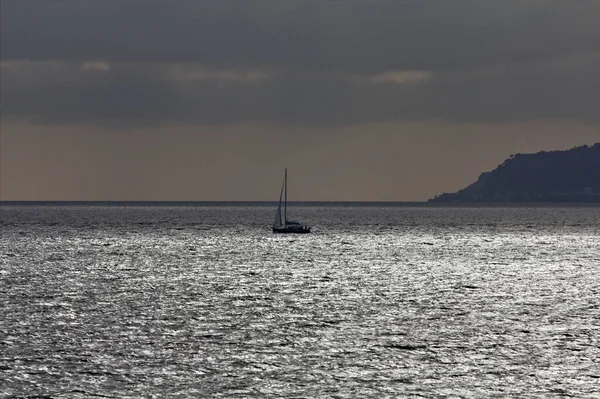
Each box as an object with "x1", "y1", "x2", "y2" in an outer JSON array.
[{"x1": 430, "y1": 143, "x2": 600, "y2": 203}]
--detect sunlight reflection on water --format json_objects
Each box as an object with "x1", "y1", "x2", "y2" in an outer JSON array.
[{"x1": 1, "y1": 205, "x2": 599, "y2": 397}]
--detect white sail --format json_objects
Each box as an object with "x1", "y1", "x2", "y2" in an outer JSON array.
[{"x1": 273, "y1": 180, "x2": 284, "y2": 228}]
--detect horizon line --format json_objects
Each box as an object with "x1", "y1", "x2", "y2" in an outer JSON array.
[
  {"x1": 0, "y1": 200, "x2": 428, "y2": 204},
  {"x1": 1, "y1": 200, "x2": 598, "y2": 207}
]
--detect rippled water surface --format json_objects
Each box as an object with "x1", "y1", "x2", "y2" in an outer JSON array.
[{"x1": 1, "y1": 204, "x2": 599, "y2": 398}]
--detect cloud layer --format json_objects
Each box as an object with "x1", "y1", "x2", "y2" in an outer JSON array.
[{"x1": 2, "y1": 0, "x2": 599, "y2": 126}]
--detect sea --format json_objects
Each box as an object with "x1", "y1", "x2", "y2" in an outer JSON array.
[{"x1": 0, "y1": 203, "x2": 599, "y2": 398}]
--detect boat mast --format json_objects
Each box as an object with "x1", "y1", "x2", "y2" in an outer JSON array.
[{"x1": 284, "y1": 168, "x2": 287, "y2": 225}]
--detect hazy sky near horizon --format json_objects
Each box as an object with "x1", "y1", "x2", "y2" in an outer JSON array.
[{"x1": 1, "y1": 0, "x2": 599, "y2": 201}]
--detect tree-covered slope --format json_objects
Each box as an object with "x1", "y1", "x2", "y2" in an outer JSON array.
[{"x1": 430, "y1": 143, "x2": 600, "y2": 203}]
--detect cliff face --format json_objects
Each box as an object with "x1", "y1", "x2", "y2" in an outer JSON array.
[{"x1": 430, "y1": 143, "x2": 600, "y2": 203}]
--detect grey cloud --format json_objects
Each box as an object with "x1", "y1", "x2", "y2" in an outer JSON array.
[
  {"x1": 2, "y1": 1, "x2": 599, "y2": 73},
  {"x1": 2, "y1": 53, "x2": 599, "y2": 126},
  {"x1": 1, "y1": 61, "x2": 184, "y2": 126},
  {"x1": 1, "y1": 1, "x2": 599, "y2": 126}
]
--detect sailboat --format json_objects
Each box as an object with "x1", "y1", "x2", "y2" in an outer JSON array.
[{"x1": 273, "y1": 169, "x2": 311, "y2": 234}]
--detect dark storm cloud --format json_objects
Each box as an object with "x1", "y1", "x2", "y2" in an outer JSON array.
[
  {"x1": 3, "y1": 0, "x2": 599, "y2": 73},
  {"x1": 0, "y1": 61, "x2": 186, "y2": 126},
  {"x1": 1, "y1": 0, "x2": 600, "y2": 125}
]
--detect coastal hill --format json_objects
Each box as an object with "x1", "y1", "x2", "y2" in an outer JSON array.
[{"x1": 430, "y1": 143, "x2": 600, "y2": 203}]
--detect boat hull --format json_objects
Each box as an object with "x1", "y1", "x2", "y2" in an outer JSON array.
[
  {"x1": 273, "y1": 226, "x2": 311, "y2": 234},
  {"x1": 272, "y1": 169, "x2": 311, "y2": 234}
]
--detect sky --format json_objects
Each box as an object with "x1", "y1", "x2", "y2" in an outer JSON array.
[{"x1": 1, "y1": 0, "x2": 599, "y2": 201}]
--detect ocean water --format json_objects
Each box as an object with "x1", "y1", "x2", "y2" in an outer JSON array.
[{"x1": 1, "y1": 203, "x2": 599, "y2": 398}]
